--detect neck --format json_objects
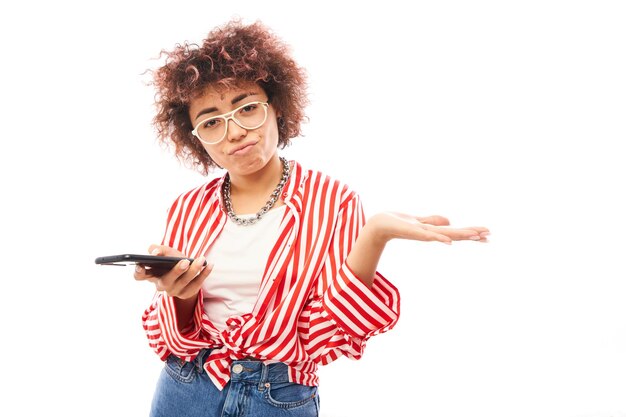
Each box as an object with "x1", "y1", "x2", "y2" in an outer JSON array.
[{"x1": 228, "y1": 154, "x2": 284, "y2": 197}]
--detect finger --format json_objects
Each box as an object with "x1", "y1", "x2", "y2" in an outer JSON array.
[
  {"x1": 424, "y1": 224, "x2": 492, "y2": 241},
  {"x1": 421, "y1": 225, "x2": 480, "y2": 241},
  {"x1": 467, "y1": 228, "x2": 491, "y2": 241},
  {"x1": 416, "y1": 215, "x2": 450, "y2": 226},
  {"x1": 409, "y1": 227, "x2": 452, "y2": 244},
  {"x1": 134, "y1": 264, "x2": 151, "y2": 280},
  {"x1": 173, "y1": 256, "x2": 209, "y2": 291},
  {"x1": 134, "y1": 265, "x2": 159, "y2": 284},
  {"x1": 176, "y1": 262, "x2": 214, "y2": 299},
  {"x1": 158, "y1": 258, "x2": 192, "y2": 291},
  {"x1": 134, "y1": 264, "x2": 163, "y2": 278},
  {"x1": 464, "y1": 227, "x2": 490, "y2": 236},
  {"x1": 447, "y1": 229, "x2": 482, "y2": 241}
]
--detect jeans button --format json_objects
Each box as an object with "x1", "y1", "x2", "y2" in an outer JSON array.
[{"x1": 232, "y1": 364, "x2": 243, "y2": 374}]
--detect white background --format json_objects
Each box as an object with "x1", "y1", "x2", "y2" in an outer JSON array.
[{"x1": 1, "y1": 1, "x2": 625, "y2": 416}]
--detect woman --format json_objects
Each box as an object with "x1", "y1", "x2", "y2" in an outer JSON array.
[{"x1": 135, "y1": 20, "x2": 489, "y2": 417}]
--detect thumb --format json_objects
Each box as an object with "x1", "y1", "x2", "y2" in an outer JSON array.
[
  {"x1": 147, "y1": 244, "x2": 184, "y2": 257},
  {"x1": 417, "y1": 215, "x2": 450, "y2": 226}
]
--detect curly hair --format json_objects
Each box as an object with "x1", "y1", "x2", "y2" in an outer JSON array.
[{"x1": 150, "y1": 19, "x2": 308, "y2": 174}]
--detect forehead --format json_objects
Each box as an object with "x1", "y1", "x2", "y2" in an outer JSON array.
[
  {"x1": 188, "y1": 81, "x2": 266, "y2": 122},
  {"x1": 192, "y1": 81, "x2": 264, "y2": 104}
]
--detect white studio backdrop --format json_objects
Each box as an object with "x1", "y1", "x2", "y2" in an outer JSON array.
[{"x1": 0, "y1": 1, "x2": 625, "y2": 416}]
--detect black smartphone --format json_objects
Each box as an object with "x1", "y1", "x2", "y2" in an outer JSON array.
[{"x1": 95, "y1": 254, "x2": 206, "y2": 276}]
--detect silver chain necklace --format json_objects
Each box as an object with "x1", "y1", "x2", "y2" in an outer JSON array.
[{"x1": 222, "y1": 156, "x2": 290, "y2": 226}]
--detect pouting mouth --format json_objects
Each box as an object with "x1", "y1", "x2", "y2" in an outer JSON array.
[{"x1": 229, "y1": 141, "x2": 258, "y2": 155}]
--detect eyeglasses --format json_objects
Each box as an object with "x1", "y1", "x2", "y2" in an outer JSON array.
[{"x1": 191, "y1": 101, "x2": 270, "y2": 145}]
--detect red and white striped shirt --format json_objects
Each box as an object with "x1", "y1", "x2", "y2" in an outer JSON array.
[{"x1": 142, "y1": 160, "x2": 401, "y2": 390}]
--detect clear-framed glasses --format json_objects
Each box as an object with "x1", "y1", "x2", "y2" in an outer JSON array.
[{"x1": 191, "y1": 101, "x2": 270, "y2": 145}]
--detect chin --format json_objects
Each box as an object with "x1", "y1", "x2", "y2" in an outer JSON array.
[{"x1": 232, "y1": 155, "x2": 268, "y2": 175}]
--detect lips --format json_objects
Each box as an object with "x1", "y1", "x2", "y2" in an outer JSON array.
[{"x1": 229, "y1": 141, "x2": 257, "y2": 155}]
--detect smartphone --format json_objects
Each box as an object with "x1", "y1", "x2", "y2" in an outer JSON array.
[{"x1": 95, "y1": 254, "x2": 206, "y2": 276}]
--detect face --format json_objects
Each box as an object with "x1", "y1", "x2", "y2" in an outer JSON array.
[{"x1": 188, "y1": 82, "x2": 280, "y2": 177}]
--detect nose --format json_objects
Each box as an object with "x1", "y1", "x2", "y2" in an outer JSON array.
[{"x1": 226, "y1": 118, "x2": 247, "y2": 142}]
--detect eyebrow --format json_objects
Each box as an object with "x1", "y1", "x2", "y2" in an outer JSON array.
[{"x1": 194, "y1": 92, "x2": 259, "y2": 121}]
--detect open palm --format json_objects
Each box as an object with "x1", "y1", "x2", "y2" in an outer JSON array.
[{"x1": 368, "y1": 212, "x2": 489, "y2": 244}]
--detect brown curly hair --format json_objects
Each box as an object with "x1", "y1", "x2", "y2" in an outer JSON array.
[{"x1": 150, "y1": 20, "x2": 308, "y2": 174}]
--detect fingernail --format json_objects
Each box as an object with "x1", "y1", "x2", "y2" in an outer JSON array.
[
  {"x1": 480, "y1": 232, "x2": 490, "y2": 237},
  {"x1": 179, "y1": 260, "x2": 190, "y2": 270},
  {"x1": 135, "y1": 265, "x2": 143, "y2": 272},
  {"x1": 151, "y1": 248, "x2": 160, "y2": 255},
  {"x1": 470, "y1": 235, "x2": 481, "y2": 240},
  {"x1": 197, "y1": 256, "x2": 206, "y2": 266}
]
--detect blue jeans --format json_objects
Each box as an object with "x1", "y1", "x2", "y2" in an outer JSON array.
[{"x1": 150, "y1": 350, "x2": 320, "y2": 417}]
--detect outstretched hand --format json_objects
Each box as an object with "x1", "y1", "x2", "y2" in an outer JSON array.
[{"x1": 366, "y1": 213, "x2": 489, "y2": 245}]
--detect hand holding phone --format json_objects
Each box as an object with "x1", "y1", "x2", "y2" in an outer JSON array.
[
  {"x1": 95, "y1": 254, "x2": 206, "y2": 276},
  {"x1": 97, "y1": 245, "x2": 212, "y2": 300}
]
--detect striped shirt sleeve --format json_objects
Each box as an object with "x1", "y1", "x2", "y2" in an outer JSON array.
[
  {"x1": 305, "y1": 193, "x2": 400, "y2": 361},
  {"x1": 141, "y1": 191, "x2": 210, "y2": 362}
]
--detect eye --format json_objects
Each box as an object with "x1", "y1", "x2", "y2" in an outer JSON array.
[
  {"x1": 240, "y1": 103, "x2": 258, "y2": 113},
  {"x1": 202, "y1": 118, "x2": 222, "y2": 129}
]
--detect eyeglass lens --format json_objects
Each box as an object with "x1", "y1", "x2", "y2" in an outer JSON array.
[{"x1": 196, "y1": 103, "x2": 267, "y2": 144}]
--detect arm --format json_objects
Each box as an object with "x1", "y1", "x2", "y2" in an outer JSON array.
[
  {"x1": 302, "y1": 195, "x2": 400, "y2": 362},
  {"x1": 136, "y1": 190, "x2": 215, "y2": 360},
  {"x1": 173, "y1": 296, "x2": 200, "y2": 330},
  {"x1": 343, "y1": 222, "x2": 386, "y2": 289},
  {"x1": 141, "y1": 289, "x2": 208, "y2": 360},
  {"x1": 303, "y1": 196, "x2": 490, "y2": 363},
  {"x1": 346, "y1": 213, "x2": 490, "y2": 288},
  {"x1": 137, "y1": 245, "x2": 213, "y2": 360}
]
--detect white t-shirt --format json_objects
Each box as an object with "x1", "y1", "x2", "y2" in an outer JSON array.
[{"x1": 202, "y1": 205, "x2": 286, "y2": 332}]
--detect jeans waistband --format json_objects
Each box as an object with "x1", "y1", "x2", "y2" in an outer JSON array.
[
  {"x1": 194, "y1": 349, "x2": 290, "y2": 385},
  {"x1": 229, "y1": 360, "x2": 290, "y2": 384}
]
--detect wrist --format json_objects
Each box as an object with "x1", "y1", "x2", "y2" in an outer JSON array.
[
  {"x1": 361, "y1": 214, "x2": 391, "y2": 246},
  {"x1": 172, "y1": 293, "x2": 199, "y2": 329},
  {"x1": 173, "y1": 293, "x2": 200, "y2": 304},
  {"x1": 362, "y1": 216, "x2": 391, "y2": 246}
]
